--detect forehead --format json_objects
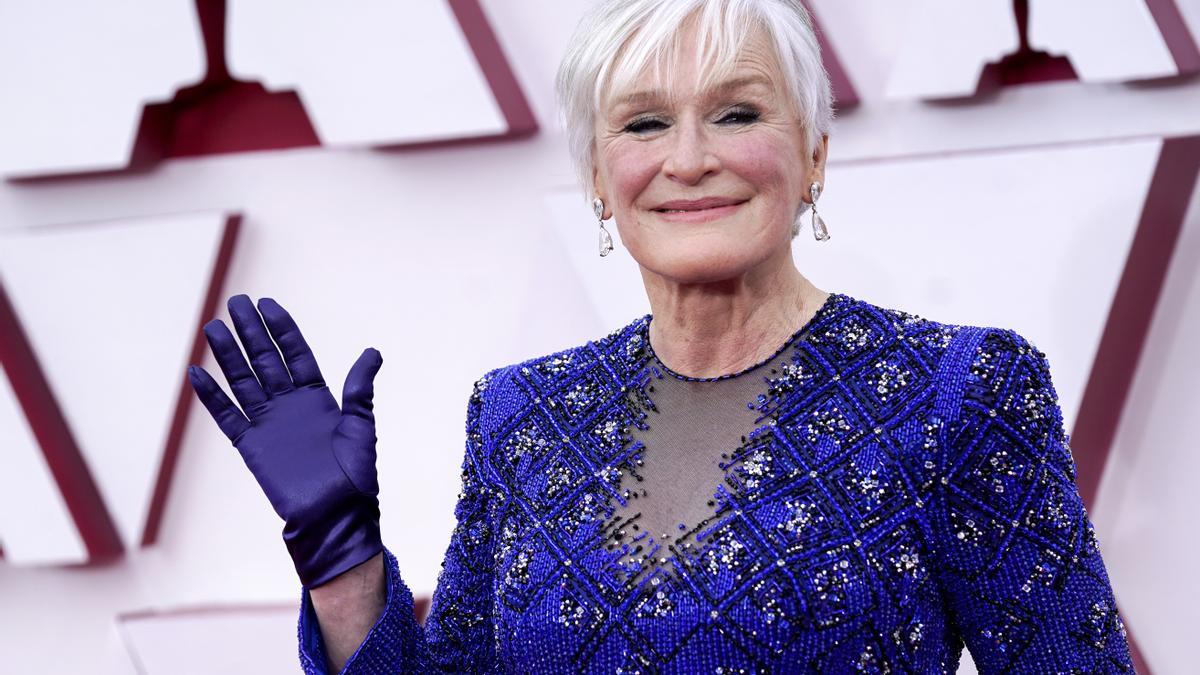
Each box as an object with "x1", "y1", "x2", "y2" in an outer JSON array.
[{"x1": 601, "y1": 16, "x2": 784, "y2": 109}]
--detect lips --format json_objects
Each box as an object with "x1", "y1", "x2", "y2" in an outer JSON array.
[{"x1": 652, "y1": 197, "x2": 748, "y2": 213}]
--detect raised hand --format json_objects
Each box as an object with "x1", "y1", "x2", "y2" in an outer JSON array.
[{"x1": 187, "y1": 294, "x2": 384, "y2": 588}]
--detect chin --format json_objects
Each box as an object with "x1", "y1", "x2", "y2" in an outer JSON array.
[{"x1": 639, "y1": 242, "x2": 769, "y2": 285}]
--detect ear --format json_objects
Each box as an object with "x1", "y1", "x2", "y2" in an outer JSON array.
[
  {"x1": 804, "y1": 134, "x2": 830, "y2": 203},
  {"x1": 591, "y1": 164, "x2": 610, "y2": 219}
]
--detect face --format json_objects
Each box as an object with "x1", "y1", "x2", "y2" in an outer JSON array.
[{"x1": 593, "y1": 20, "x2": 828, "y2": 285}]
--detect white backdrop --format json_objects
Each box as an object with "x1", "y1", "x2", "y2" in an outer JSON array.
[{"x1": 2, "y1": 1, "x2": 1198, "y2": 672}]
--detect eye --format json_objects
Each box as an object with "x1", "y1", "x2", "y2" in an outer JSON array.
[
  {"x1": 717, "y1": 107, "x2": 760, "y2": 125},
  {"x1": 623, "y1": 117, "x2": 668, "y2": 134}
]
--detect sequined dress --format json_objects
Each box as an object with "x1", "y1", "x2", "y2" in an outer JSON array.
[{"x1": 298, "y1": 292, "x2": 1134, "y2": 673}]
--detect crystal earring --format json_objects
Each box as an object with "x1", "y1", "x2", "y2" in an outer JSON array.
[
  {"x1": 810, "y1": 181, "x2": 830, "y2": 241},
  {"x1": 593, "y1": 197, "x2": 614, "y2": 257}
]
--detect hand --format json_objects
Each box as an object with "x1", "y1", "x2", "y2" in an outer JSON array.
[{"x1": 187, "y1": 294, "x2": 384, "y2": 588}]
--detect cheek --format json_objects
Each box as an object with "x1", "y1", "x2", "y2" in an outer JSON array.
[
  {"x1": 600, "y1": 142, "x2": 660, "y2": 205},
  {"x1": 722, "y1": 134, "x2": 801, "y2": 196},
  {"x1": 600, "y1": 132, "x2": 805, "y2": 210}
]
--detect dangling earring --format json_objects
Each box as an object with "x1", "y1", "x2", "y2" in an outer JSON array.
[
  {"x1": 593, "y1": 197, "x2": 614, "y2": 257},
  {"x1": 809, "y1": 181, "x2": 830, "y2": 241}
]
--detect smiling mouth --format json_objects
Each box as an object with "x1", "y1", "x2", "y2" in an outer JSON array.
[{"x1": 652, "y1": 199, "x2": 749, "y2": 214}]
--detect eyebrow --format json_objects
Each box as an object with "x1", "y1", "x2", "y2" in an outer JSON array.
[{"x1": 611, "y1": 75, "x2": 773, "y2": 109}]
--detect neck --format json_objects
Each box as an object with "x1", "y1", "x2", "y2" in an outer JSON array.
[{"x1": 641, "y1": 248, "x2": 828, "y2": 379}]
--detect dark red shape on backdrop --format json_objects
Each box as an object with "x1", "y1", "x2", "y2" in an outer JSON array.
[
  {"x1": 1071, "y1": 136, "x2": 1200, "y2": 508},
  {"x1": 138, "y1": 0, "x2": 320, "y2": 160},
  {"x1": 801, "y1": 2, "x2": 860, "y2": 110},
  {"x1": 977, "y1": 0, "x2": 1200, "y2": 92},
  {"x1": 10, "y1": 0, "x2": 537, "y2": 181},
  {"x1": 978, "y1": 0, "x2": 1079, "y2": 91},
  {"x1": 0, "y1": 213, "x2": 240, "y2": 559},
  {"x1": 1145, "y1": 0, "x2": 1200, "y2": 73},
  {"x1": 0, "y1": 280, "x2": 123, "y2": 562},
  {"x1": 141, "y1": 213, "x2": 242, "y2": 546},
  {"x1": 136, "y1": 0, "x2": 536, "y2": 161},
  {"x1": 445, "y1": 0, "x2": 539, "y2": 140},
  {"x1": 1065, "y1": 134, "x2": 1200, "y2": 675}
]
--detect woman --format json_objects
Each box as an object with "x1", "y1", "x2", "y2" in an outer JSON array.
[{"x1": 188, "y1": 0, "x2": 1135, "y2": 672}]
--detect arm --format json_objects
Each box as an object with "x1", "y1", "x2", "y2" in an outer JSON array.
[
  {"x1": 187, "y1": 296, "x2": 500, "y2": 673},
  {"x1": 297, "y1": 371, "x2": 502, "y2": 674},
  {"x1": 930, "y1": 327, "x2": 1134, "y2": 672},
  {"x1": 307, "y1": 551, "x2": 386, "y2": 672}
]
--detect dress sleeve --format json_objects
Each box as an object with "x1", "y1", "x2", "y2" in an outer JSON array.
[
  {"x1": 297, "y1": 371, "x2": 500, "y2": 674},
  {"x1": 930, "y1": 327, "x2": 1135, "y2": 672}
]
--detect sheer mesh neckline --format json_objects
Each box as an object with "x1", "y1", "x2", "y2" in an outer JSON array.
[
  {"x1": 600, "y1": 291, "x2": 849, "y2": 581},
  {"x1": 643, "y1": 291, "x2": 844, "y2": 382}
]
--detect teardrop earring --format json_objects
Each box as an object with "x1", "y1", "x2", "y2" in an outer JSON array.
[
  {"x1": 810, "y1": 181, "x2": 830, "y2": 241},
  {"x1": 593, "y1": 197, "x2": 614, "y2": 257}
]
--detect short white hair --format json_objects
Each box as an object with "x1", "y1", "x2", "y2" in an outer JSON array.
[{"x1": 555, "y1": 0, "x2": 835, "y2": 199}]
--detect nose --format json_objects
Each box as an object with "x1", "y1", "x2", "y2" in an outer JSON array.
[{"x1": 662, "y1": 117, "x2": 720, "y2": 185}]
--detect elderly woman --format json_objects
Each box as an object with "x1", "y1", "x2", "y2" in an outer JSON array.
[{"x1": 188, "y1": 0, "x2": 1134, "y2": 672}]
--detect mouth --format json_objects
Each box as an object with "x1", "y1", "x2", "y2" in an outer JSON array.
[{"x1": 651, "y1": 197, "x2": 749, "y2": 221}]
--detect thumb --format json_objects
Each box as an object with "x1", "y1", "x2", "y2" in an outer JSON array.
[{"x1": 342, "y1": 347, "x2": 383, "y2": 422}]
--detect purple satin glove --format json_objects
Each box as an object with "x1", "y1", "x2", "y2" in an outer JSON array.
[{"x1": 187, "y1": 294, "x2": 384, "y2": 588}]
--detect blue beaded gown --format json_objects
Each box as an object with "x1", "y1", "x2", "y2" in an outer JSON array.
[{"x1": 298, "y1": 292, "x2": 1135, "y2": 673}]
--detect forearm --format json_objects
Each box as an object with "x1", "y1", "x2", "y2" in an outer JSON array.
[{"x1": 308, "y1": 551, "x2": 387, "y2": 673}]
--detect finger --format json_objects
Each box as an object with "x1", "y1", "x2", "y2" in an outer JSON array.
[
  {"x1": 256, "y1": 297, "x2": 325, "y2": 388},
  {"x1": 227, "y1": 294, "x2": 292, "y2": 395},
  {"x1": 342, "y1": 348, "x2": 383, "y2": 422},
  {"x1": 187, "y1": 365, "x2": 252, "y2": 442},
  {"x1": 203, "y1": 319, "x2": 268, "y2": 412}
]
